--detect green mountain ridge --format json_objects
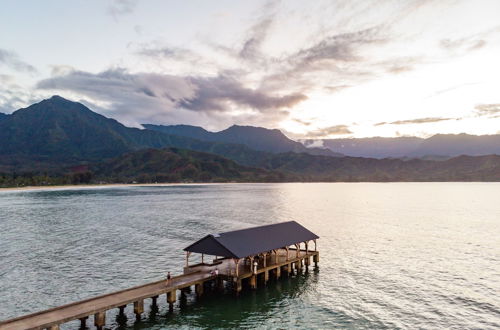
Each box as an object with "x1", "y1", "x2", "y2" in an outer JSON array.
[
  {"x1": 143, "y1": 123, "x2": 342, "y2": 157},
  {"x1": 1, "y1": 96, "x2": 499, "y2": 185}
]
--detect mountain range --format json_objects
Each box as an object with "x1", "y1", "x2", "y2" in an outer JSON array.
[
  {"x1": 0, "y1": 96, "x2": 499, "y2": 185},
  {"x1": 143, "y1": 124, "x2": 341, "y2": 156},
  {"x1": 304, "y1": 134, "x2": 500, "y2": 159}
]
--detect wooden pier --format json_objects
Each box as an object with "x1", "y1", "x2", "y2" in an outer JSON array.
[{"x1": 0, "y1": 221, "x2": 319, "y2": 330}]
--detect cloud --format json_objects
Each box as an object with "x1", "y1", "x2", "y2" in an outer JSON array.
[
  {"x1": 107, "y1": 0, "x2": 138, "y2": 19},
  {"x1": 474, "y1": 103, "x2": 500, "y2": 117},
  {"x1": 440, "y1": 38, "x2": 486, "y2": 52},
  {"x1": 0, "y1": 75, "x2": 42, "y2": 113},
  {"x1": 305, "y1": 125, "x2": 352, "y2": 138},
  {"x1": 0, "y1": 48, "x2": 37, "y2": 73},
  {"x1": 375, "y1": 117, "x2": 453, "y2": 126},
  {"x1": 35, "y1": 68, "x2": 307, "y2": 127}
]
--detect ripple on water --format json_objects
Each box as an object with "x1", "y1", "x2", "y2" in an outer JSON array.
[{"x1": 0, "y1": 183, "x2": 499, "y2": 329}]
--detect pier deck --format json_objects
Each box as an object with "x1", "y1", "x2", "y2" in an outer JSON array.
[{"x1": 0, "y1": 249, "x2": 318, "y2": 330}]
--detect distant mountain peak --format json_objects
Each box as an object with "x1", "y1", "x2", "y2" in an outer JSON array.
[{"x1": 144, "y1": 123, "x2": 342, "y2": 157}]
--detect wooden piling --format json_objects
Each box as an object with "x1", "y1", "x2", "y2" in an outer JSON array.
[
  {"x1": 151, "y1": 295, "x2": 158, "y2": 308},
  {"x1": 234, "y1": 279, "x2": 242, "y2": 295},
  {"x1": 264, "y1": 270, "x2": 269, "y2": 284},
  {"x1": 134, "y1": 299, "x2": 144, "y2": 319},
  {"x1": 48, "y1": 325, "x2": 59, "y2": 330},
  {"x1": 167, "y1": 290, "x2": 176, "y2": 311},
  {"x1": 79, "y1": 316, "x2": 88, "y2": 328},
  {"x1": 250, "y1": 274, "x2": 257, "y2": 289},
  {"x1": 313, "y1": 253, "x2": 319, "y2": 267},
  {"x1": 275, "y1": 266, "x2": 281, "y2": 279},
  {"x1": 94, "y1": 311, "x2": 105, "y2": 329},
  {"x1": 195, "y1": 282, "x2": 204, "y2": 297}
]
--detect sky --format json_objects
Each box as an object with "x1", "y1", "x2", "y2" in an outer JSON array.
[{"x1": 1, "y1": 0, "x2": 500, "y2": 139}]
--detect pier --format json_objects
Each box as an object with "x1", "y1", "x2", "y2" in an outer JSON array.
[{"x1": 0, "y1": 221, "x2": 319, "y2": 330}]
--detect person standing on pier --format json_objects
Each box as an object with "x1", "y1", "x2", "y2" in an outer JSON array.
[{"x1": 166, "y1": 271, "x2": 171, "y2": 286}]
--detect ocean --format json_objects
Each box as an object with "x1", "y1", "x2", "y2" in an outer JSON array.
[{"x1": 0, "y1": 183, "x2": 499, "y2": 329}]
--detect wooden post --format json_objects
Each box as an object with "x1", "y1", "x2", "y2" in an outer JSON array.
[
  {"x1": 313, "y1": 252, "x2": 319, "y2": 268},
  {"x1": 118, "y1": 305, "x2": 126, "y2": 316},
  {"x1": 233, "y1": 258, "x2": 241, "y2": 277},
  {"x1": 249, "y1": 256, "x2": 254, "y2": 273},
  {"x1": 295, "y1": 243, "x2": 300, "y2": 258},
  {"x1": 264, "y1": 270, "x2": 269, "y2": 284},
  {"x1": 202, "y1": 253, "x2": 204, "y2": 264},
  {"x1": 285, "y1": 246, "x2": 289, "y2": 261},
  {"x1": 94, "y1": 311, "x2": 106, "y2": 329},
  {"x1": 283, "y1": 264, "x2": 290, "y2": 276},
  {"x1": 48, "y1": 325, "x2": 60, "y2": 330},
  {"x1": 134, "y1": 300, "x2": 144, "y2": 319},
  {"x1": 195, "y1": 282, "x2": 204, "y2": 297},
  {"x1": 216, "y1": 277, "x2": 224, "y2": 292},
  {"x1": 276, "y1": 266, "x2": 281, "y2": 279},
  {"x1": 304, "y1": 256, "x2": 310, "y2": 270},
  {"x1": 186, "y1": 251, "x2": 191, "y2": 267},
  {"x1": 167, "y1": 290, "x2": 176, "y2": 312},
  {"x1": 79, "y1": 316, "x2": 88, "y2": 328},
  {"x1": 314, "y1": 239, "x2": 317, "y2": 251},
  {"x1": 234, "y1": 279, "x2": 242, "y2": 295},
  {"x1": 250, "y1": 274, "x2": 257, "y2": 289},
  {"x1": 263, "y1": 252, "x2": 267, "y2": 267},
  {"x1": 305, "y1": 241, "x2": 309, "y2": 254},
  {"x1": 151, "y1": 295, "x2": 158, "y2": 309}
]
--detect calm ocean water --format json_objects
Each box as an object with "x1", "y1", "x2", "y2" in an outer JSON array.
[{"x1": 0, "y1": 183, "x2": 499, "y2": 329}]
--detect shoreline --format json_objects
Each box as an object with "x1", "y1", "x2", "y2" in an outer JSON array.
[
  {"x1": 1, "y1": 181, "x2": 498, "y2": 192},
  {"x1": 0, "y1": 182, "x2": 230, "y2": 192}
]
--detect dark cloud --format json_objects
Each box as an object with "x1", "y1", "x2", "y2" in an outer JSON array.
[
  {"x1": 179, "y1": 75, "x2": 306, "y2": 112},
  {"x1": 305, "y1": 125, "x2": 352, "y2": 138},
  {"x1": 375, "y1": 117, "x2": 453, "y2": 126},
  {"x1": 0, "y1": 48, "x2": 37, "y2": 73},
  {"x1": 107, "y1": 0, "x2": 138, "y2": 19},
  {"x1": 474, "y1": 103, "x2": 500, "y2": 117},
  {"x1": 35, "y1": 68, "x2": 306, "y2": 127}
]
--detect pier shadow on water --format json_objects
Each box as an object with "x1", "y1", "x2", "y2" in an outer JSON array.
[{"x1": 108, "y1": 270, "x2": 319, "y2": 329}]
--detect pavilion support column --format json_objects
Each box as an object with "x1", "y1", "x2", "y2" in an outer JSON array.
[
  {"x1": 305, "y1": 241, "x2": 309, "y2": 254},
  {"x1": 263, "y1": 252, "x2": 267, "y2": 268},
  {"x1": 134, "y1": 299, "x2": 144, "y2": 320},
  {"x1": 314, "y1": 239, "x2": 317, "y2": 251},
  {"x1": 79, "y1": 316, "x2": 88, "y2": 329},
  {"x1": 249, "y1": 256, "x2": 255, "y2": 274},
  {"x1": 285, "y1": 246, "x2": 289, "y2": 261},
  {"x1": 94, "y1": 311, "x2": 106, "y2": 329},
  {"x1": 233, "y1": 258, "x2": 241, "y2": 277},
  {"x1": 167, "y1": 290, "x2": 176, "y2": 312},
  {"x1": 295, "y1": 243, "x2": 300, "y2": 258},
  {"x1": 201, "y1": 253, "x2": 204, "y2": 264}
]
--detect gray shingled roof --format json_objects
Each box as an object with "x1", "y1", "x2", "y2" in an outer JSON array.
[{"x1": 184, "y1": 221, "x2": 319, "y2": 259}]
